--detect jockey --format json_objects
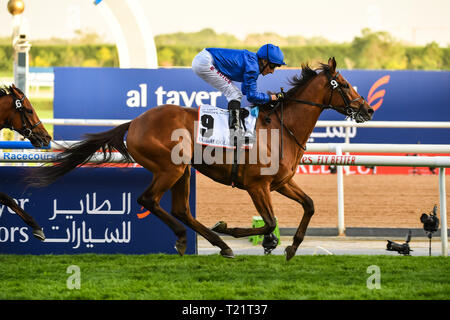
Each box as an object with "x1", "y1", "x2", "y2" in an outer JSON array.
[{"x1": 192, "y1": 43, "x2": 286, "y2": 134}]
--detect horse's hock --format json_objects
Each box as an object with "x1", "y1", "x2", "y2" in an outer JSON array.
[{"x1": 196, "y1": 173, "x2": 450, "y2": 229}]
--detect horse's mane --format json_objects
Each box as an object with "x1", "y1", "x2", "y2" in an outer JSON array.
[
  {"x1": 0, "y1": 85, "x2": 25, "y2": 99},
  {"x1": 259, "y1": 62, "x2": 329, "y2": 109},
  {"x1": 0, "y1": 86, "x2": 10, "y2": 98},
  {"x1": 285, "y1": 62, "x2": 330, "y2": 99}
]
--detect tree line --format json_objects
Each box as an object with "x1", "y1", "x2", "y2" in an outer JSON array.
[{"x1": 0, "y1": 28, "x2": 448, "y2": 73}]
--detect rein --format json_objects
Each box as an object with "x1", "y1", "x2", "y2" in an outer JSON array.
[
  {"x1": 270, "y1": 101, "x2": 306, "y2": 152},
  {"x1": 264, "y1": 70, "x2": 366, "y2": 156}
]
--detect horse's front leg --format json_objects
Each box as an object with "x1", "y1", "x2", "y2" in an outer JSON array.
[
  {"x1": 275, "y1": 179, "x2": 315, "y2": 261},
  {"x1": 212, "y1": 184, "x2": 277, "y2": 240},
  {"x1": 0, "y1": 192, "x2": 45, "y2": 241}
]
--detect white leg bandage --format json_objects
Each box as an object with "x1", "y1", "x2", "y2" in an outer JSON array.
[{"x1": 192, "y1": 49, "x2": 243, "y2": 104}]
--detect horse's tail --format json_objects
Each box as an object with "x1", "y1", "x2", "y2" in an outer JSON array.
[{"x1": 27, "y1": 121, "x2": 133, "y2": 187}]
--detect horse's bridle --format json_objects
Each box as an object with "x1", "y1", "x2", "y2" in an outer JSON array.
[
  {"x1": 2, "y1": 91, "x2": 42, "y2": 139},
  {"x1": 285, "y1": 69, "x2": 367, "y2": 120},
  {"x1": 324, "y1": 71, "x2": 366, "y2": 121},
  {"x1": 264, "y1": 69, "x2": 368, "y2": 153}
]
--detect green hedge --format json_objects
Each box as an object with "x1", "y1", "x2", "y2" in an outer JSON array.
[
  {"x1": 0, "y1": 42, "x2": 448, "y2": 73},
  {"x1": 0, "y1": 44, "x2": 119, "y2": 73}
]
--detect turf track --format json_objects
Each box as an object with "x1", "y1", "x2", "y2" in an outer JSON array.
[{"x1": 0, "y1": 254, "x2": 448, "y2": 300}]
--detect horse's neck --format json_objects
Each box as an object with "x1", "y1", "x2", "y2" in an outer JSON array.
[
  {"x1": 283, "y1": 86, "x2": 325, "y2": 148},
  {"x1": 0, "y1": 97, "x2": 10, "y2": 129}
]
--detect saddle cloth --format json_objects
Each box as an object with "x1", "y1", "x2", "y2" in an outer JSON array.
[{"x1": 196, "y1": 104, "x2": 259, "y2": 149}]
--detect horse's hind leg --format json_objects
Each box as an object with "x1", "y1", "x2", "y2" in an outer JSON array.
[
  {"x1": 0, "y1": 192, "x2": 45, "y2": 241},
  {"x1": 275, "y1": 179, "x2": 314, "y2": 261},
  {"x1": 137, "y1": 171, "x2": 188, "y2": 256},
  {"x1": 170, "y1": 167, "x2": 234, "y2": 258},
  {"x1": 212, "y1": 184, "x2": 278, "y2": 239}
]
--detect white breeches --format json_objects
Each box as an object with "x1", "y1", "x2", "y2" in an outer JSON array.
[{"x1": 192, "y1": 49, "x2": 243, "y2": 103}]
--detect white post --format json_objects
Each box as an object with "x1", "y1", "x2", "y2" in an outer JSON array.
[
  {"x1": 343, "y1": 118, "x2": 352, "y2": 176},
  {"x1": 439, "y1": 168, "x2": 448, "y2": 256},
  {"x1": 344, "y1": 123, "x2": 350, "y2": 176},
  {"x1": 344, "y1": 125, "x2": 350, "y2": 144},
  {"x1": 336, "y1": 146, "x2": 345, "y2": 235}
]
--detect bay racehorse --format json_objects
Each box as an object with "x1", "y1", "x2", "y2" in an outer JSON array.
[
  {"x1": 0, "y1": 84, "x2": 52, "y2": 240},
  {"x1": 27, "y1": 58, "x2": 373, "y2": 259}
]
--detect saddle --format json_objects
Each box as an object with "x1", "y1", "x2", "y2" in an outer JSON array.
[{"x1": 196, "y1": 105, "x2": 258, "y2": 149}]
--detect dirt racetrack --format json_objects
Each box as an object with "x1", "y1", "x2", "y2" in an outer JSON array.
[{"x1": 196, "y1": 173, "x2": 450, "y2": 229}]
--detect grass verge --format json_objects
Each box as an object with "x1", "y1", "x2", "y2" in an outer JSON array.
[{"x1": 0, "y1": 254, "x2": 448, "y2": 300}]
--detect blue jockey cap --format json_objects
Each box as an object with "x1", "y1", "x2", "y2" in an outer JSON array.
[{"x1": 256, "y1": 44, "x2": 286, "y2": 66}]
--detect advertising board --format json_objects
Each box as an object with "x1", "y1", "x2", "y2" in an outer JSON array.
[
  {"x1": 0, "y1": 167, "x2": 197, "y2": 254},
  {"x1": 54, "y1": 67, "x2": 450, "y2": 145}
]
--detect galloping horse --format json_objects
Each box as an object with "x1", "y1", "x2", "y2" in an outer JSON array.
[
  {"x1": 0, "y1": 84, "x2": 52, "y2": 240},
  {"x1": 27, "y1": 58, "x2": 373, "y2": 259}
]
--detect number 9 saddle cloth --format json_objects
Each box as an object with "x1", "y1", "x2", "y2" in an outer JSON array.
[{"x1": 196, "y1": 104, "x2": 259, "y2": 149}]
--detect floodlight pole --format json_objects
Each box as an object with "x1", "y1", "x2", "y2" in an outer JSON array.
[
  {"x1": 13, "y1": 34, "x2": 31, "y2": 95},
  {"x1": 8, "y1": 0, "x2": 30, "y2": 95}
]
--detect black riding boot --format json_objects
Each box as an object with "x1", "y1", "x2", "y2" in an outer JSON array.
[
  {"x1": 228, "y1": 100, "x2": 241, "y2": 132},
  {"x1": 228, "y1": 100, "x2": 241, "y2": 187}
]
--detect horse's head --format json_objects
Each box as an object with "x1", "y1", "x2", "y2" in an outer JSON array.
[
  {"x1": 0, "y1": 84, "x2": 52, "y2": 147},
  {"x1": 321, "y1": 57, "x2": 374, "y2": 123}
]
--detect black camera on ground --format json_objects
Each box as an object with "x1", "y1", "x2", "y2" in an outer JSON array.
[
  {"x1": 386, "y1": 230, "x2": 412, "y2": 256},
  {"x1": 421, "y1": 205, "x2": 440, "y2": 256},
  {"x1": 420, "y1": 205, "x2": 439, "y2": 237}
]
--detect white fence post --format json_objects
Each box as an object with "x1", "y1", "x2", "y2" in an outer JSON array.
[
  {"x1": 336, "y1": 146, "x2": 345, "y2": 236},
  {"x1": 439, "y1": 168, "x2": 448, "y2": 256}
]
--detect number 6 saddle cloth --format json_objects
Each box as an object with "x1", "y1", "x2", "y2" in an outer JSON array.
[{"x1": 196, "y1": 104, "x2": 259, "y2": 149}]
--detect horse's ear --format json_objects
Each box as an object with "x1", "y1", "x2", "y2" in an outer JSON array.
[
  {"x1": 9, "y1": 84, "x2": 19, "y2": 95},
  {"x1": 10, "y1": 84, "x2": 23, "y2": 96},
  {"x1": 328, "y1": 57, "x2": 337, "y2": 73}
]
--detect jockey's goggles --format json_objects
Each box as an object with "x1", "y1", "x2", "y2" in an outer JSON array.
[{"x1": 268, "y1": 62, "x2": 281, "y2": 69}]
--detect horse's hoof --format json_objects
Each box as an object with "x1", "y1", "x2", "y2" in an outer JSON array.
[
  {"x1": 211, "y1": 221, "x2": 227, "y2": 234},
  {"x1": 33, "y1": 228, "x2": 45, "y2": 241},
  {"x1": 220, "y1": 248, "x2": 234, "y2": 259},
  {"x1": 262, "y1": 232, "x2": 279, "y2": 255},
  {"x1": 284, "y1": 245, "x2": 297, "y2": 261},
  {"x1": 174, "y1": 239, "x2": 187, "y2": 256}
]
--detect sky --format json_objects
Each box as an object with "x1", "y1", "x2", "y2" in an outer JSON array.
[{"x1": 0, "y1": 0, "x2": 449, "y2": 46}]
